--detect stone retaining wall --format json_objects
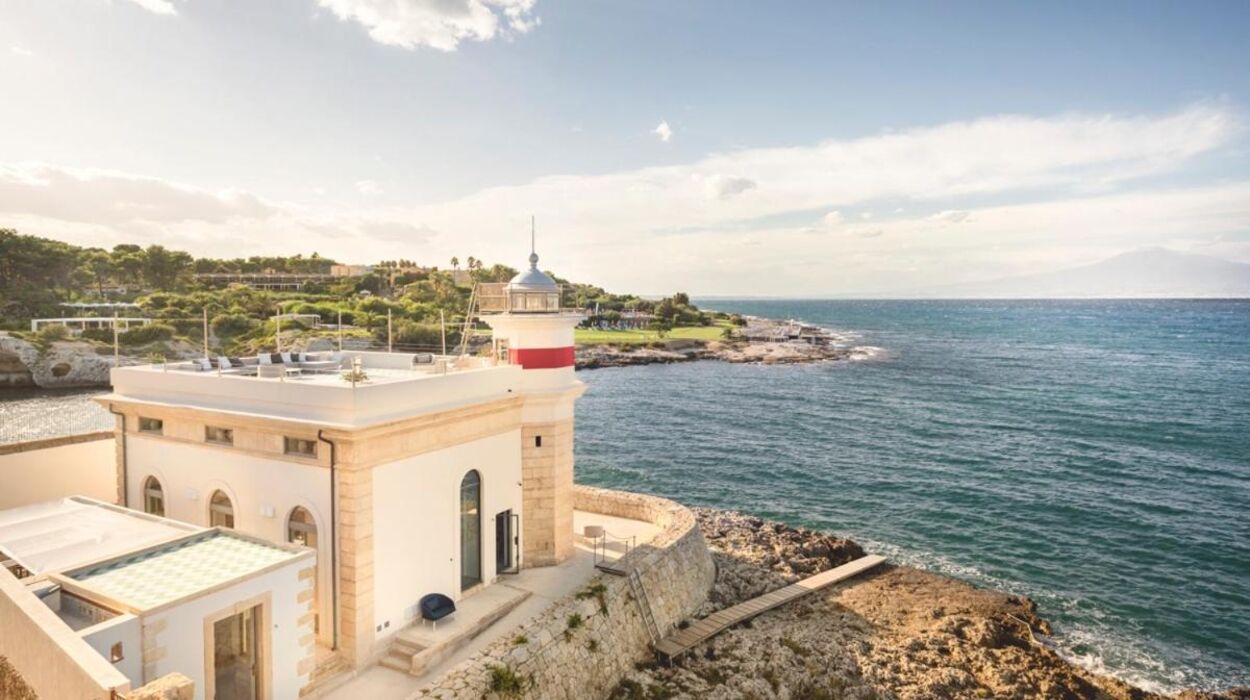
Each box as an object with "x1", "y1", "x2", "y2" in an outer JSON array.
[{"x1": 416, "y1": 485, "x2": 716, "y2": 699}]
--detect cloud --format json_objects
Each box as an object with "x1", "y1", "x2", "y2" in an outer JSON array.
[
  {"x1": 355, "y1": 179, "x2": 382, "y2": 195},
  {"x1": 652, "y1": 120, "x2": 673, "y2": 143},
  {"x1": 2, "y1": 104, "x2": 1243, "y2": 295},
  {"x1": 123, "y1": 0, "x2": 178, "y2": 16},
  {"x1": 316, "y1": 0, "x2": 538, "y2": 51},
  {"x1": 355, "y1": 220, "x2": 436, "y2": 242},
  {"x1": 0, "y1": 163, "x2": 274, "y2": 226},
  {"x1": 704, "y1": 175, "x2": 756, "y2": 200},
  {"x1": 10, "y1": 46, "x2": 33, "y2": 57},
  {"x1": 931, "y1": 210, "x2": 972, "y2": 223}
]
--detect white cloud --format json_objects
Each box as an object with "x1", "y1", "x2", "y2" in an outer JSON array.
[
  {"x1": 123, "y1": 0, "x2": 178, "y2": 16},
  {"x1": 355, "y1": 179, "x2": 382, "y2": 195},
  {"x1": 652, "y1": 120, "x2": 673, "y2": 143},
  {"x1": 931, "y1": 209, "x2": 972, "y2": 223},
  {"x1": 316, "y1": 0, "x2": 538, "y2": 51},
  {"x1": 704, "y1": 174, "x2": 756, "y2": 200},
  {"x1": 10, "y1": 46, "x2": 33, "y2": 57},
  {"x1": 0, "y1": 163, "x2": 273, "y2": 226},
  {"x1": 2, "y1": 104, "x2": 1243, "y2": 295}
]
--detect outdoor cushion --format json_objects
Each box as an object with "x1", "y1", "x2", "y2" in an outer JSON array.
[
  {"x1": 270, "y1": 353, "x2": 284, "y2": 364},
  {"x1": 419, "y1": 593, "x2": 455, "y2": 622},
  {"x1": 198, "y1": 358, "x2": 212, "y2": 371},
  {"x1": 281, "y1": 352, "x2": 294, "y2": 363},
  {"x1": 258, "y1": 354, "x2": 272, "y2": 365}
]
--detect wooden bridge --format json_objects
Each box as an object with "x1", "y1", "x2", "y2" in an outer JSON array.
[{"x1": 654, "y1": 554, "x2": 887, "y2": 663}]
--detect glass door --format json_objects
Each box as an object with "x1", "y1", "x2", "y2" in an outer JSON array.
[{"x1": 213, "y1": 605, "x2": 260, "y2": 700}]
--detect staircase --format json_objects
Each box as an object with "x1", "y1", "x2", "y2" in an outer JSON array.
[
  {"x1": 627, "y1": 568, "x2": 662, "y2": 646},
  {"x1": 380, "y1": 585, "x2": 531, "y2": 677}
]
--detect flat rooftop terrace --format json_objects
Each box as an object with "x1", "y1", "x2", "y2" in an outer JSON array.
[
  {"x1": 0, "y1": 497, "x2": 199, "y2": 575},
  {"x1": 106, "y1": 351, "x2": 524, "y2": 427}
]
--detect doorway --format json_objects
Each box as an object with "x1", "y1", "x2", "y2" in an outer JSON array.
[
  {"x1": 495, "y1": 510, "x2": 516, "y2": 573},
  {"x1": 212, "y1": 605, "x2": 261, "y2": 700}
]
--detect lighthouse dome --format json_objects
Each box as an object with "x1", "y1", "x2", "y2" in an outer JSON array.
[{"x1": 507, "y1": 251, "x2": 558, "y2": 291}]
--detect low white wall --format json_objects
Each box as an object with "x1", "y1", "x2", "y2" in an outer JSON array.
[
  {"x1": 81, "y1": 612, "x2": 143, "y2": 688},
  {"x1": 371, "y1": 429, "x2": 523, "y2": 644},
  {"x1": 0, "y1": 433, "x2": 116, "y2": 510},
  {"x1": 0, "y1": 568, "x2": 130, "y2": 699}
]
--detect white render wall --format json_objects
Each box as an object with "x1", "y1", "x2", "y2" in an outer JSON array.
[
  {"x1": 80, "y1": 613, "x2": 142, "y2": 688},
  {"x1": 371, "y1": 429, "x2": 523, "y2": 642},
  {"x1": 0, "y1": 436, "x2": 116, "y2": 510},
  {"x1": 125, "y1": 436, "x2": 333, "y2": 645},
  {"x1": 142, "y1": 555, "x2": 312, "y2": 700}
]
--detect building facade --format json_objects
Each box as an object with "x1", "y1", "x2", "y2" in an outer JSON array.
[{"x1": 97, "y1": 250, "x2": 585, "y2": 675}]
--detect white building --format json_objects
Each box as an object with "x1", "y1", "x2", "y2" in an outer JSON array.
[
  {"x1": 92, "y1": 247, "x2": 586, "y2": 689},
  {"x1": 0, "y1": 496, "x2": 313, "y2": 700}
]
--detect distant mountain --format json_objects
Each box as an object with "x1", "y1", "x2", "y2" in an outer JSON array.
[{"x1": 922, "y1": 248, "x2": 1250, "y2": 299}]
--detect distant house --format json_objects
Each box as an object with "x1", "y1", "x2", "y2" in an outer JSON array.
[{"x1": 329, "y1": 264, "x2": 373, "y2": 278}]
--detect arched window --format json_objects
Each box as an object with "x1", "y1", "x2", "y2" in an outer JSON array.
[
  {"x1": 209, "y1": 490, "x2": 234, "y2": 529},
  {"x1": 143, "y1": 476, "x2": 164, "y2": 517},
  {"x1": 287, "y1": 507, "x2": 320, "y2": 634},
  {"x1": 460, "y1": 470, "x2": 482, "y2": 590}
]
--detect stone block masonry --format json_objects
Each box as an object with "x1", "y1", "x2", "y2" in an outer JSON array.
[
  {"x1": 520, "y1": 420, "x2": 574, "y2": 567},
  {"x1": 416, "y1": 485, "x2": 716, "y2": 699}
]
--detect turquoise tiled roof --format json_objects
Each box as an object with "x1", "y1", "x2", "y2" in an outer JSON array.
[{"x1": 70, "y1": 531, "x2": 298, "y2": 610}]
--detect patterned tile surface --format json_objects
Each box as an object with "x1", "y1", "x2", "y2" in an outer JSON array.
[{"x1": 70, "y1": 532, "x2": 297, "y2": 609}]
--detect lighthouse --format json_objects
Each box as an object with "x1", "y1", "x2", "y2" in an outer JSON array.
[{"x1": 480, "y1": 242, "x2": 585, "y2": 567}]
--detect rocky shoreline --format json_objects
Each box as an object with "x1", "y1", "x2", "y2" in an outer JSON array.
[
  {"x1": 612, "y1": 508, "x2": 1247, "y2": 700},
  {"x1": 576, "y1": 317, "x2": 871, "y2": 370}
]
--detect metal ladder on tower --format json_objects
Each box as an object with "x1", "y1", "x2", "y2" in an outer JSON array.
[{"x1": 628, "y1": 568, "x2": 662, "y2": 647}]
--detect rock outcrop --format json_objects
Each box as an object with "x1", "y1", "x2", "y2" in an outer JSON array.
[
  {"x1": 0, "y1": 334, "x2": 115, "y2": 389},
  {"x1": 613, "y1": 508, "x2": 1247, "y2": 700}
]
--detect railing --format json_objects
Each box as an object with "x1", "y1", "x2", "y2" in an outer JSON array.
[
  {"x1": 474, "y1": 283, "x2": 568, "y2": 313},
  {"x1": 591, "y1": 530, "x2": 637, "y2": 569}
]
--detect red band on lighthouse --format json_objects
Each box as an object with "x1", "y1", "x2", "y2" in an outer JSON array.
[{"x1": 510, "y1": 347, "x2": 575, "y2": 369}]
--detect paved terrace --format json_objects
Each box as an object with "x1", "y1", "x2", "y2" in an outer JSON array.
[
  {"x1": 104, "y1": 352, "x2": 524, "y2": 427},
  {"x1": 316, "y1": 510, "x2": 661, "y2": 700}
]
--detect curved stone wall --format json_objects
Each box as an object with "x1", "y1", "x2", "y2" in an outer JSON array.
[{"x1": 417, "y1": 485, "x2": 716, "y2": 699}]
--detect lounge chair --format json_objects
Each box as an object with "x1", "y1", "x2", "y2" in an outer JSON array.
[{"x1": 419, "y1": 593, "x2": 456, "y2": 630}]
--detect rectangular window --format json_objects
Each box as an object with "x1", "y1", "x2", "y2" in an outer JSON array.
[
  {"x1": 205, "y1": 426, "x2": 233, "y2": 445},
  {"x1": 534, "y1": 435, "x2": 542, "y2": 448},
  {"x1": 284, "y1": 437, "x2": 317, "y2": 457},
  {"x1": 138, "y1": 417, "x2": 163, "y2": 434}
]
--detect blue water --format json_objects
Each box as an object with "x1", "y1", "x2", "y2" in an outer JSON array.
[{"x1": 573, "y1": 300, "x2": 1250, "y2": 693}]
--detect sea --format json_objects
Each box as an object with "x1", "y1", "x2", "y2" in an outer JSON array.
[
  {"x1": 1, "y1": 299, "x2": 1247, "y2": 692},
  {"x1": 575, "y1": 299, "x2": 1250, "y2": 694}
]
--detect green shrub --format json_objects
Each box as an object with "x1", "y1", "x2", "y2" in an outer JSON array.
[
  {"x1": 119, "y1": 323, "x2": 174, "y2": 345},
  {"x1": 210, "y1": 313, "x2": 257, "y2": 337},
  {"x1": 485, "y1": 664, "x2": 528, "y2": 698},
  {"x1": 33, "y1": 324, "x2": 70, "y2": 349}
]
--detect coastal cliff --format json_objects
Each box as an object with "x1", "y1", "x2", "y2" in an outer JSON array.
[{"x1": 613, "y1": 508, "x2": 1248, "y2": 700}]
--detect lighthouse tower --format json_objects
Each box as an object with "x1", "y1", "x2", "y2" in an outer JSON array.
[{"x1": 481, "y1": 243, "x2": 585, "y2": 567}]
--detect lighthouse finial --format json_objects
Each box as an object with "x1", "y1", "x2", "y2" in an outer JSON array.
[{"x1": 528, "y1": 215, "x2": 538, "y2": 270}]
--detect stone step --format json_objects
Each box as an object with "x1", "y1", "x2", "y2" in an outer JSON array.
[{"x1": 379, "y1": 651, "x2": 413, "y2": 673}]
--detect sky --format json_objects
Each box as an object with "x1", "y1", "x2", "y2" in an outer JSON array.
[{"x1": 1, "y1": 0, "x2": 1249, "y2": 296}]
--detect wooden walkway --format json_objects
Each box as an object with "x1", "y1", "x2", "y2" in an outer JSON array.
[{"x1": 654, "y1": 554, "x2": 887, "y2": 662}]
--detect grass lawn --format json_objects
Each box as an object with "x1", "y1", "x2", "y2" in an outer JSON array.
[{"x1": 575, "y1": 321, "x2": 732, "y2": 345}]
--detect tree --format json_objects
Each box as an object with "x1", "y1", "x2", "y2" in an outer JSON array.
[
  {"x1": 466, "y1": 256, "x2": 477, "y2": 271},
  {"x1": 450, "y1": 256, "x2": 460, "y2": 271},
  {"x1": 648, "y1": 317, "x2": 673, "y2": 338},
  {"x1": 82, "y1": 250, "x2": 115, "y2": 296},
  {"x1": 142, "y1": 245, "x2": 192, "y2": 289}
]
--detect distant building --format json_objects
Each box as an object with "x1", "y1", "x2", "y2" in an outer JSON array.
[{"x1": 329, "y1": 264, "x2": 373, "y2": 278}]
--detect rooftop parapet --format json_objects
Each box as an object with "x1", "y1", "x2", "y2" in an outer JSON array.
[{"x1": 104, "y1": 350, "x2": 522, "y2": 427}]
